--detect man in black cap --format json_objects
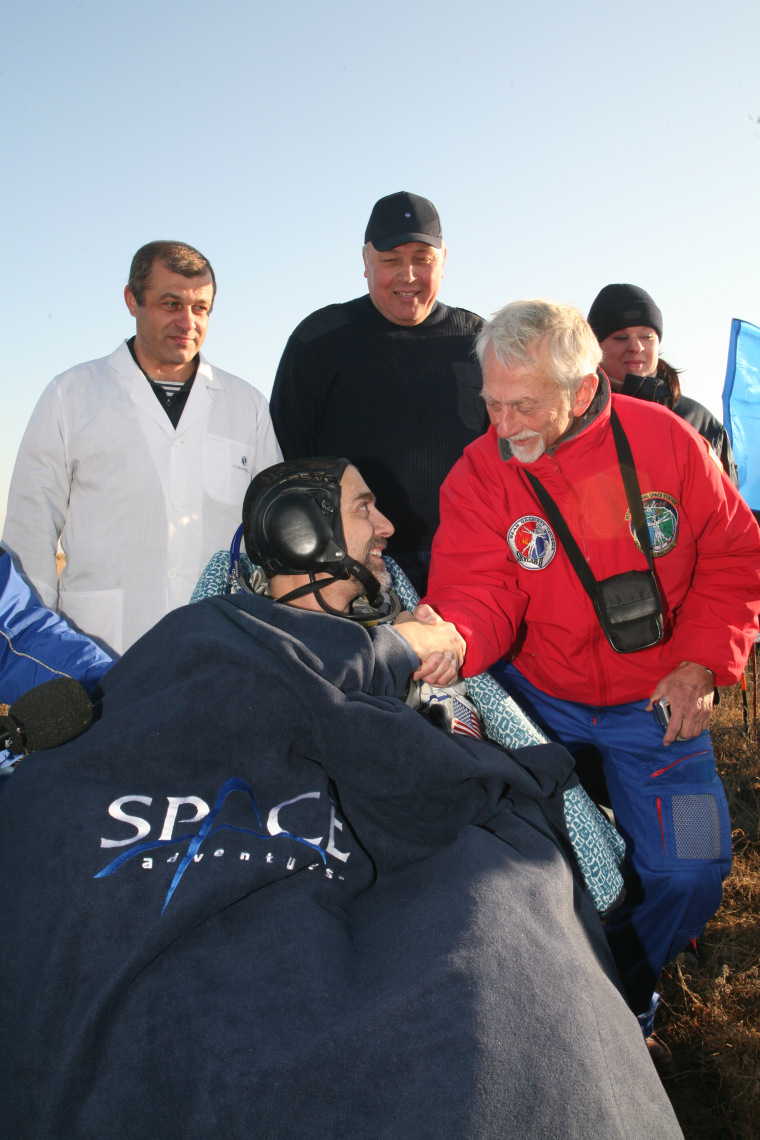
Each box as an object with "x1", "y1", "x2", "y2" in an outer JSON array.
[{"x1": 269, "y1": 191, "x2": 487, "y2": 594}]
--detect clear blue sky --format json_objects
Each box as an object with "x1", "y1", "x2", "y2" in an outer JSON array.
[{"x1": 2, "y1": 0, "x2": 758, "y2": 531}]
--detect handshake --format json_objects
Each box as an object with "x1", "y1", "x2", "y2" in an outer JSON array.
[{"x1": 394, "y1": 604, "x2": 466, "y2": 687}]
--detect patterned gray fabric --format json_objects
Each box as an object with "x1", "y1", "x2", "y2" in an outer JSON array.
[{"x1": 384, "y1": 556, "x2": 626, "y2": 913}]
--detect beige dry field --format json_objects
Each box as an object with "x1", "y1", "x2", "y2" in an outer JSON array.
[{"x1": 657, "y1": 652, "x2": 760, "y2": 1139}]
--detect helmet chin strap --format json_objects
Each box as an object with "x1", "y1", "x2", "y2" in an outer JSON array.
[
  {"x1": 341, "y1": 557, "x2": 382, "y2": 605},
  {"x1": 274, "y1": 573, "x2": 345, "y2": 609},
  {"x1": 274, "y1": 557, "x2": 383, "y2": 621}
]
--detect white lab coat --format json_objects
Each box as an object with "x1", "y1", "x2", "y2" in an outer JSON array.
[{"x1": 2, "y1": 341, "x2": 282, "y2": 656}]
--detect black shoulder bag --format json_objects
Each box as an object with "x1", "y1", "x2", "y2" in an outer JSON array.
[{"x1": 524, "y1": 410, "x2": 664, "y2": 654}]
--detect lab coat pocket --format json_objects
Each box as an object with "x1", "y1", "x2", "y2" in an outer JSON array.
[
  {"x1": 202, "y1": 435, "x2": 252, "y2": 505},
  {"x1": 58, "y1": 588, "x2": 124, "y2": 658}
]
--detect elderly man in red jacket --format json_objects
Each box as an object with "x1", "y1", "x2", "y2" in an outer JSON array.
[{"x1": 423, "y1": 298, "x2": 760, "y2": 1067}]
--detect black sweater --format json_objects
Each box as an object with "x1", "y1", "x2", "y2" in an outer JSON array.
[{"x1": 270, "y1": 295, "x2": 487, "y2": 551}]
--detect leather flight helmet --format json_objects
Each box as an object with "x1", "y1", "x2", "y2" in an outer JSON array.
[{"x1": 243, "y1": 457, "x2": 383, "y2": 613}]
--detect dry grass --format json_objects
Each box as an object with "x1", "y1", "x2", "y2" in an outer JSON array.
[{"x1": 657, "y1": 648, "x2": 760, "y2": 1139}]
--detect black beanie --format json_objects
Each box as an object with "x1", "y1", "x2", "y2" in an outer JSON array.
[{"x1": 587, "y1": 284, "x2": 663, "y2": 343}]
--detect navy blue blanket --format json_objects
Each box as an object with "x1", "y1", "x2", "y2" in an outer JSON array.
[{"x1": 0, "y1": 594, "x2": 681, "y2": 1139}]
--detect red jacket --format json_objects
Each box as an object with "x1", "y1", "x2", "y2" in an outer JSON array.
[{"x1": 425, "y1": 387, "x2": 760, "y2": 705}]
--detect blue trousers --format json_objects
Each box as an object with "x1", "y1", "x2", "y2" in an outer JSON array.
[{"x1": 490, "y1": 662, "x2": 732, "y2": 1016}]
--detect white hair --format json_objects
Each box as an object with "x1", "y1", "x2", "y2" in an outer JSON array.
[{"x1": 476, "y1": 299, "x2": 602, "y2": 396}]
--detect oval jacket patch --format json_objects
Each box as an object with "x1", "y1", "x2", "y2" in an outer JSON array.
[
  {"x1": 625, "y1": 493, "x2": 679, "y2": 556},
  {"x1": 508, "y1": 516, "x2": 557, "y2": 569}
]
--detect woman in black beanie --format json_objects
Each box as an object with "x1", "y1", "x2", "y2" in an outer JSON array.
[{"x1": 588, "y1": 283, "x2": 736, "y2": 482}]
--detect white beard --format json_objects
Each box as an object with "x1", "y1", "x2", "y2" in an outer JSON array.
[{"x1": 507, "y1": 432, "x2": 546, "y2": 464}]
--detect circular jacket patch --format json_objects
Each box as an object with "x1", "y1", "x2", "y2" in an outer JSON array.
[
  {"x1": 508, "y1": 516, "x2": 556, "y2": 570},
  {"x1": 626, "y1": 492, "x2": 679, "y2": 556}
]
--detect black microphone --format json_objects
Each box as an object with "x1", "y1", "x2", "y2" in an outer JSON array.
[{"x1": 0, "y1": 677, "x2": 93, "y2": 755}]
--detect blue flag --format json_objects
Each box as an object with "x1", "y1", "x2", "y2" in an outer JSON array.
[{"x1": 723, "y1": 318, "x2": 760, "y2": 509}]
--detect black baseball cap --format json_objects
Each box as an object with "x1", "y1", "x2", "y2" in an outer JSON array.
[{"x1": 364, "y1": 191, "x2": 442, "y2": 251}]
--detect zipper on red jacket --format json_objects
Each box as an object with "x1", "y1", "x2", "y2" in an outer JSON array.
[
  {"x1": 548, "y1": 451, "x2": 613, "y2": 707},
  {"x1": 565, "y1": 462, "x2": 613, "y2": 707}
]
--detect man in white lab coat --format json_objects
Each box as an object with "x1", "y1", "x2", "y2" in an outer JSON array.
[{"x1": 2, "y1": 241, "x2": 282, "y2": 657}]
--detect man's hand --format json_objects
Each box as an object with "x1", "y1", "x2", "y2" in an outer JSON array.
[
  {"x1": 646, "y1": 661, "x2": 715, "y2": 745},
  {"x1": 394, "y1": 604, "x2": 466, "y2": 687}
]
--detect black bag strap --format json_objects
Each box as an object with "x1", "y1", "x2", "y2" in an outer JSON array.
[
  {"x1": 523, "y1": 472, "x2": 598, "y2": 597},
  {"x1": 523, "y1": 409, "x2": 654, "y2": 605},
  {"x1": 608, "y1": 408, "x2": 654, "y2": 571}
]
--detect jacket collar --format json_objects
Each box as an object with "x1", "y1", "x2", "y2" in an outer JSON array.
[
  {"x1": 107, "y1": 340, "x2": 222, "y2": 435},
  {"x1": 108, "y1": 340, "x2": 221, "y2": 388},
  {"x1": 620, "y1": 372, "x2": 671, "y2": 407}
]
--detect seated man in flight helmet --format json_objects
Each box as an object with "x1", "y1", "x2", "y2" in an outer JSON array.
[
  {"x1": 0, "y1": 461, "x2": 683, "y2": 1140},
  {"x1": 198, "y1": 455, "x2": 466, "y2": 687}
]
